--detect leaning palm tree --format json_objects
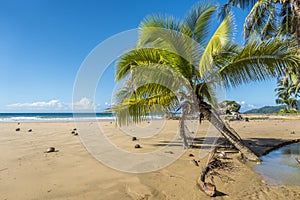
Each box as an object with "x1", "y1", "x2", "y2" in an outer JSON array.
[{"x1": 112, "y1": 2, "x2": 300, "y2": 162}]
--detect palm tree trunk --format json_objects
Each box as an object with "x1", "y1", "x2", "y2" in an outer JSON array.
[
  {"x1": 180, "y1": 103, "x2": 189, "y2": 149},
  {"x1": 199, "y1": 101, "x2": 261, "y2": 162},
  {"x1": 292, "y1": 0, "x2": 300, "y2": 43}
]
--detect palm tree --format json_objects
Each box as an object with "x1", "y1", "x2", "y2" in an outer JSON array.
[
  {"x1": 220, "y1": 0, "x2": 300, "y2": 42},
  {"x1": 112, "y1": 2, "x2": 300, "y2": 162},
  {"x1": 221, "y1": 0, "x2": 300, "y2": 94},
  {"x1": 275, "y1": 78, "x2": 299, "y2": 110}
]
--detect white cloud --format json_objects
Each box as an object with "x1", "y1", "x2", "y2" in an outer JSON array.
[
  {"x1": 73, "y1": 97, "x2": 95, "y2": 111},
  {"x1": 238, "y1": 101, "x2": 257, "y2": 112},
  {"x1": 6, "y1": 98, "x2": 105, "y2": 112},
  {"x1": 6, "y1": 100, "x2": 68, "y2": 110}
]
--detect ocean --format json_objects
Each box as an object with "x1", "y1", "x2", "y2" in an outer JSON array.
[{"x1": 0, "y1": 113, "x2": 115, "y2": 122}]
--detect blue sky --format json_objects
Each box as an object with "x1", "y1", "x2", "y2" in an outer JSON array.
[{"x1": 0, "y1": 0, "x2": 278, "y2": 112}]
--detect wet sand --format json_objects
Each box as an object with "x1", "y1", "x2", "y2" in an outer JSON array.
[{"x1": 0, "y1": 119, "x2": 300, "y2": 200}]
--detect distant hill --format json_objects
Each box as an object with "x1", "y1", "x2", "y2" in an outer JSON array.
[{"x1": 244, "y1": 105, "x2": 285, "y2": 114}]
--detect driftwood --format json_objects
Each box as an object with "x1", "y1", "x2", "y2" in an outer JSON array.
[
  {"x1": 198, "y1": 147, "x2": 236, "y2": 197},
  {"x1": 198, "y1": 148, "x2": 217, "y2": 197}
]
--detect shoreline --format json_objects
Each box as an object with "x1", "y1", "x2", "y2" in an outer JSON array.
[{"x1": 259, "y1": 139, "x2": 300, "y2": 156}]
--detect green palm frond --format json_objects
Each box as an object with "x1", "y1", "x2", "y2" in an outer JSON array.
[
  {"x1": 184, "y1": 2, "x2": 217, "y2": 44},
  {"x1": 198, "y1": 14, "x2": 235, "y2": 77},
  {"x1": 112, "y1": 84, "x2": 179, "y2": 126},
  {"x1": 229, "y1": 0, "x2": 258, "y2": 10},
  {"x1": 116, "y1": 48, "x2": 194, "y2": 86},
  {"x1": 138, "y1": 17, "x2": 200, "y2": 69},
  {"x1": 219, "y1": 0, "x2": 258, "y2": 20},
  {"x1": 244, "y1": 0, "x2": 279, "y2": 41},
  {"x1": 217, "y1": 38, "x2": 300, "y2": 88},
  {"x1": 115, "y1": 48, "x2": 165, "y2": 81},
  {"x1": 279, "y1": 0, "x2": 297, "y2": 36}
]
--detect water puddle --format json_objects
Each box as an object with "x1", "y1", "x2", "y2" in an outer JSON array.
[{"x1": 253, "y1": 143, "x2": 300, "y2": 185}]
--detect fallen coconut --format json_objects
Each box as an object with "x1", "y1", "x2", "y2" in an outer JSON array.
[{"x1": 44, "y1": 147, "x2": 56, "y2": 153}]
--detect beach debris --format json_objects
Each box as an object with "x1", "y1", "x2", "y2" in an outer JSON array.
[
  {"x1": 44, "y1": 147, "x2": 56, "y2": 153},
  {"x1": 71, "y1": 129, "x2": 78, "y2": 135},
  {"x1": 134, "y1": 144, "x2": 141, "y2": 149},
  {"x1": 189, "y1": 153, "x2": 194, "y2": 157},
  {"x1": 15, "y1": 128, "x2": 20, "y2": 131},
  {"x1": 245, "y1": 117, "x2": 249, "y2": 122},
  {"x1": 290, "y1": 131, "x2": 295, "y2": 134},
  {"x1": 198, "y1": 181, "x2": 216, "y2": 197},
  {"x1": 217, "y1": 151, "x2": 227, "y2": 159},
  {"x1": 191, "y1": 159, "x2": 199, "y2": 167},
  {"x1": 164, "y1": 151, "x2": 174, "y2": 154},
  {"x1": 18, "y1": 122, "x2": 20, "y2": 125},
  {"x1": 295, "y1": 157, "x2": 300, "y2": 164},
  {"x1": 132, "y1": 136, "x2": 137, "y2": 141},
  {"x1": 198, "y1": 147, "x2": 235, "y2": 197},
  {"x1": 28, "y1": 129, "x2": 32, "y2": 132},
  {"x1": 198, "y1": 148, "x2": 216, "y2": 197}
]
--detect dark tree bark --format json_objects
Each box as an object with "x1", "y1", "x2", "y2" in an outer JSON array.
[{"x1": 199, "y1": 101, "x2": 260, "y2": 162}]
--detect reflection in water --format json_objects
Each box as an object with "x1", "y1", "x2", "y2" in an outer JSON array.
[{"x1": 253, "y1": 143, "x2": 300, "y2": 185}]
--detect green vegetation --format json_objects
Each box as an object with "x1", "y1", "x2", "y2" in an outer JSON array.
[
  {"x1": 278, "y1": 109, "x2": 299, "y2": 114},
  {"x1": 275, "y1": 78, "x2": 299, "y2": 111},
  {"x1": 219, "y1": 100, "x2": 241, "y2": 113}
]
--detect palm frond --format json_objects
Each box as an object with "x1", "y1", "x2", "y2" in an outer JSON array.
[
  {"x1": 244, "y1": 0, "x2": 278, "y2": 42},
  {"x1": 278, "y1": 1, "x2": 297, "y2": 36},
  {"x1": 112, "y1": 85, "x2": 179, "y2": 126},
  {"x1": 229, "y1": 0, "x2": 258, "y2": 10},
  {"x1": 198, "y1": 14, "x2": 235, "y2": 77},
  {"x1": 217, "y1": 38, "x2": 300, "y2": 88},
  {"x1": 184, "y1": 2, "x2": 217, "y2": 44},
  {"x1": 138, "y1": 18, "x2": 201, "y2": 69}
]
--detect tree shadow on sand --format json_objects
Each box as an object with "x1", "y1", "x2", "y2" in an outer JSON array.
[
  {"x1": 215, "y1": 190, "x2": 227, "y2": 197},
  {"x1": 242, "y1": 137, "x2": 300, "y2": 156},
  {"x1": 151, "y1": 137, "x2": 300, "y2": 157}
]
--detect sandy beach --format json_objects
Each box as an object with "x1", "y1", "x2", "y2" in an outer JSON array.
[{"x1": 1, "y1": 118, "x2": 300, "y2": 200}]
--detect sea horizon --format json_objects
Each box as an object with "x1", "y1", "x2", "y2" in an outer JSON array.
[
  {"x1": 0, "y1": 112, "x2": 115, "y2": 122},
  {"x1": 0, "y1": 112, "x2": 164, "y2": 122}
]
